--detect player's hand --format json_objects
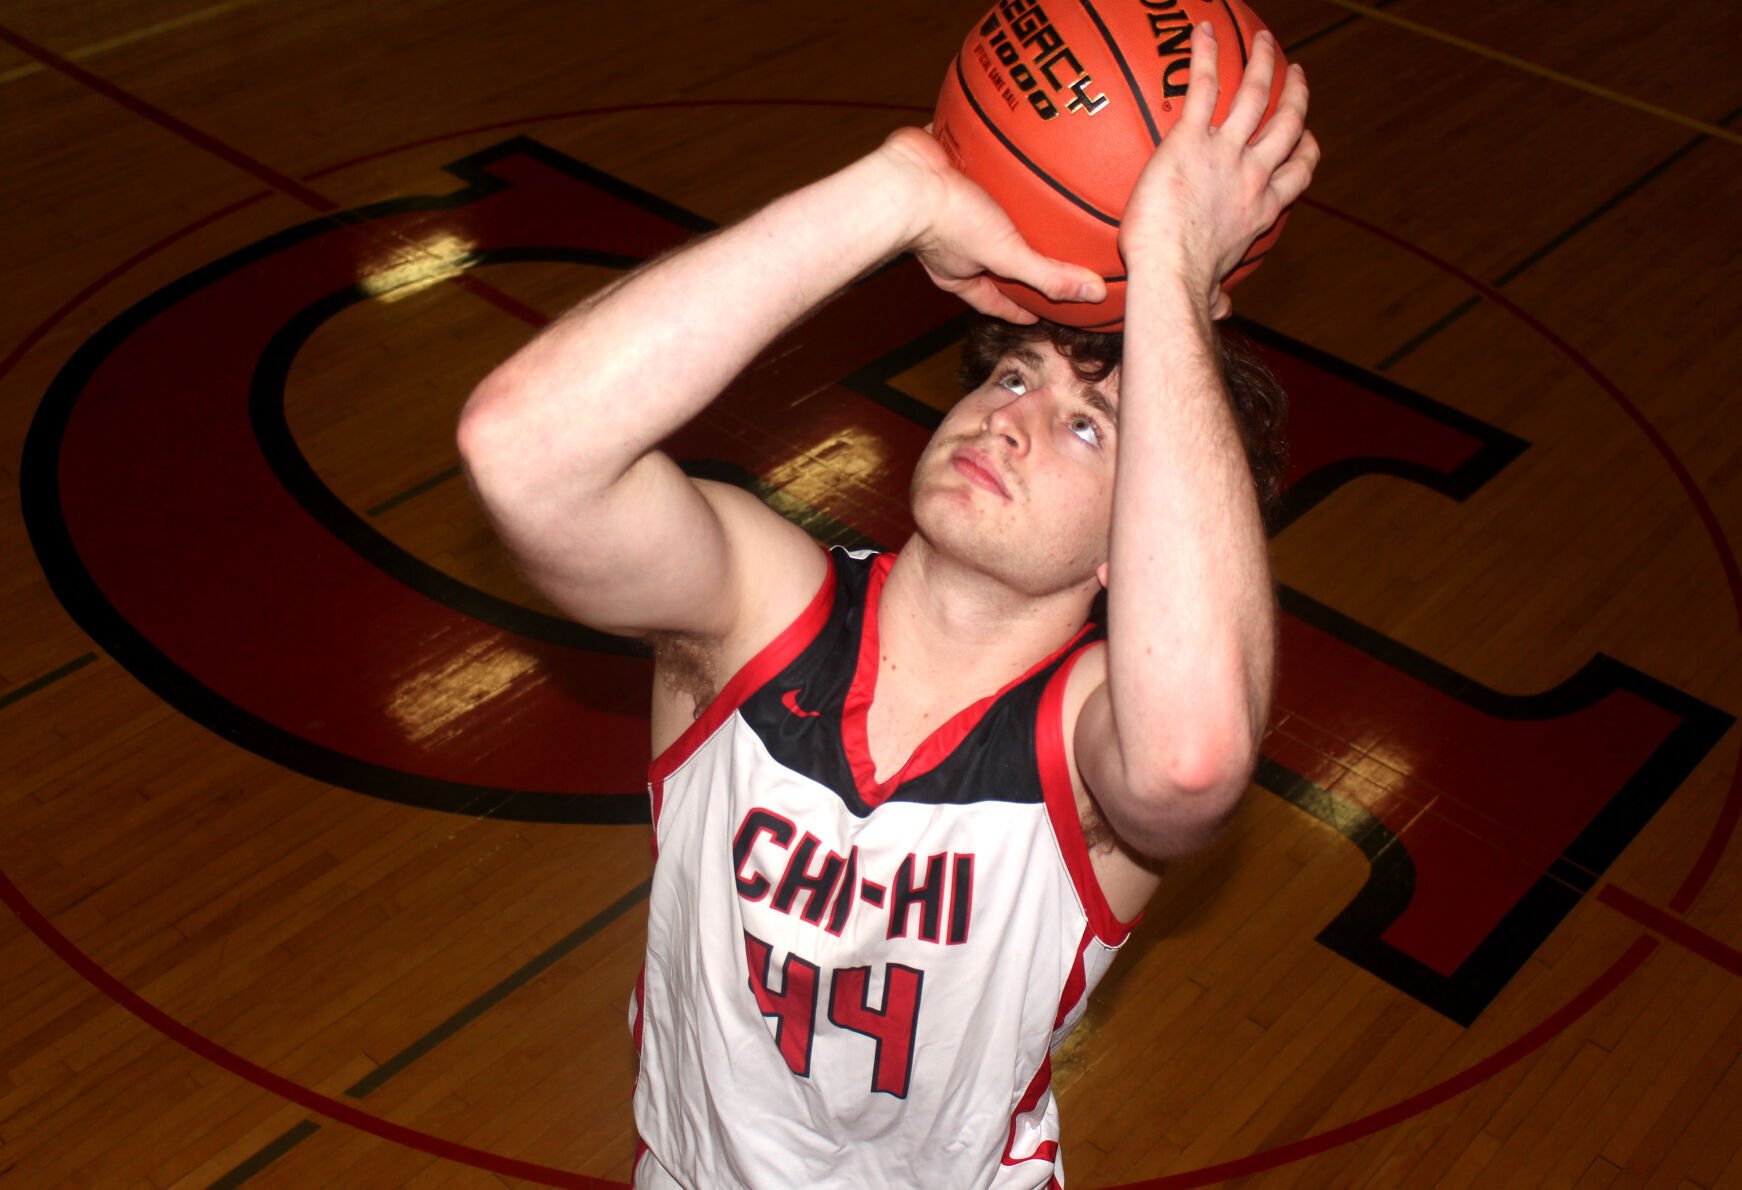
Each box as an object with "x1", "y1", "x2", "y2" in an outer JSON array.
[
  {"x1": 1119, "y1": 24, "x2": 1319, "y2": 315},
  {"x1": 877, "y1": 126, "x2": 1106, "y2": 323}
]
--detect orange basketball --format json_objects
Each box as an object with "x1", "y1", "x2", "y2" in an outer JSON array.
[{"x1": 932, "y1": 0, "x2": 1288, "y2": 329}]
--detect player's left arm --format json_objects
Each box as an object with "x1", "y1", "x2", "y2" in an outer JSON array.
[{"x1": 1074, "y1": 24, "x2": 1318, "y2": 862}]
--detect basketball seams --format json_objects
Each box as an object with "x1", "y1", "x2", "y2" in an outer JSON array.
[
  {"x1": 1075, "y1": 0, "x2": 1160, "y2": 147},
  {"x1": 1217, "y1": 0, "x2": 1250, "y2": 64},
  {"x1": 936, "y1": 0, "x2": 1282, "y2": 327},
  {"x1": 951, "y1": 58, "x2": 1119, "y2": 228}
]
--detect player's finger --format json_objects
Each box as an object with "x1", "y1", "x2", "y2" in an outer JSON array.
[
  {"x1": 1268, "y1": 132, "x2": 1320, "y2": 207},
  {"x1": 961, "y1": 277, "x2": 1042, "y2": 323},
  {"x1": 1179, "y1": 22, "x2": 1220, "y2": 128},
  {"x1": 937, "y1": 273, "x2": 1039, "y2": 323},
  {"x1": 1221, "y1": 30, "x2": 1277, "y2": 143},
  {"x1": 1040, "y1": 260, "x2": 1108, "y2": 304},
  {"x1": 1248, "y1": 63, "x2": 1308, "y2": 167},
  {"x1": 979, "y1": 237, "x2": 1107, "y2": 305}
]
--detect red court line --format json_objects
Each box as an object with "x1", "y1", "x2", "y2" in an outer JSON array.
[
  {"x1": 0, "y1": 868, "x2": 619, "y2": 1189},
  {"x1": 300, "y1": 98, "x2": 934, "y2": 181},
  {"x1": 1682, "y1": 790, "x2": 1742, "y2": 915},
  {"x1": 1598, "y1": 885, "x2": 1742, "y2": 978},
  {"x1": 0, "y1": 845, "x2": 1665, "y2": 1190},
  {"x1": 1110, "y1": 936, "x2": 1660, "y2": 1189},
  {"x1": 0, "y1": 191, "x2": 271, "y2": 387},
  {"x1": 1300, "y1": 195, "x2": 1742, "y2": 918},
  {"x1": 0, "y1": 21, "x2": 550, "y2": 339},
  {"x1": 5, "y1": 100, "x2": 1724, "y2": 1188},
  {"x1": 449, "y1": 271, "x2": 549, "y2": 329},
  {"x1": 0, "y1": 23, "x2": 337, "y2": 213}
]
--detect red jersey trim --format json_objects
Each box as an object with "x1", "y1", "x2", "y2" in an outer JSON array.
[
  {"x1": 632, "y1": 963, "x2": 646, "y2": 1051},
  {"x1": 1054, "y1": 927, "x2": 1095, "y2": 1031},
  {"x1": 841, "y1": 554, "x2": 1098, "y2": 809},
  {"x1": 1037, "y1": 646, "x2": 1139, "y2": 946},
  {"x1": 1001, "y1": 1054, "x2": 1060, "y2": 1167},
  {"x1": 648, "y1": 548, "x2": 837, "y2": 788}
]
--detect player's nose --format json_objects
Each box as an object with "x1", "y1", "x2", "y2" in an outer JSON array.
[{"x1": 983, "y1": 390, "x2": 1036, "y2": 453}]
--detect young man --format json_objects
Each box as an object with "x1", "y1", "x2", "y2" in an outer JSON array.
[{"x1": 459, "y1": 23, "x2": 1316, "y2": 1189}]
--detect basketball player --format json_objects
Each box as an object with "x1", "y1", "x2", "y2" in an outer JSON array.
[{"x1": 458, "y1": 23, "x2": 1315, "y2": 1190}]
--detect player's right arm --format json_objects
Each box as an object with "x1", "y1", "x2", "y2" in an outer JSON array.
[{"x1": 456, "y1": 133, "x2": 1104, "y2": 645}]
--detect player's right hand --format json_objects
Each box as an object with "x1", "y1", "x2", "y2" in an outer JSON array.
[{"x1": 876, "y1": 126, "x2": 1106, "y2": 324}]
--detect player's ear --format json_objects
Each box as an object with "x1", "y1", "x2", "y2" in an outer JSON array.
[{"x1": 1095, "y1": 561, "x2": 1109, "y2": 589}]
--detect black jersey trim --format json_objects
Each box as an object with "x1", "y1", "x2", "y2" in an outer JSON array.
[{"x1": 738, "y1": 550, "x2": 1106, "y2": 817}]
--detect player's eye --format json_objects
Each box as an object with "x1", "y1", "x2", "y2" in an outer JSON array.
[
  {"x1": 1068, "y1": 413, "x2": 1102, "y2": 447},
  {"x1": 997, "y1": 371, "x2": 1027, "y2": 395}
]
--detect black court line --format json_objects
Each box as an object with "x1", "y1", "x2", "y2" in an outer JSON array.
[
  {"x1": 1376, "y1": 297, "x2": 1481, "y2": 372},
  {"x1": 368, "y1": 465, "x2": 464, "y2": 518},
  {"x1": 0, "y1": 653, "x2": 98, "y2": 711},
  {"x1": 1285, "y1": 14, "x2": 1360, "y2": 54},
  {"x1": 1490, "y1": 119, "x2": 1735, "y2": 288},
  {"x1": 1377, "y1": 100, "x2": 1742, "y2": 371},
  {"x1": 210, "y1": 877, "x2": 652, "y2": 1186},
  {"x1": 207, "y1": 1121, "x2": 321, "y2": 1190},
  {"x1": 1283, "y1": 0, "x2": 1401, "y2": 56}
]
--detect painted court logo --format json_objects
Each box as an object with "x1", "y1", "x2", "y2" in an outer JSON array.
[{"x1": 22, "y1": 137, "x2": 1730, "y2": 1025}]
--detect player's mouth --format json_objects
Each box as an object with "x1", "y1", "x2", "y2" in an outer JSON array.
[{"x1": 951, "y1": 448, "x2": 1010, "y2": 499}]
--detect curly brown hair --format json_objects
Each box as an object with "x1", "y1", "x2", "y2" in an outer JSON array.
[{"x1": 958, "y1": 317, "x2": 1289, "y2": 521}]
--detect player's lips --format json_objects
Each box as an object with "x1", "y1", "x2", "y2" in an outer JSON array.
[{"x1": 951, "y1": 448, "x2": 1010, "y2": 499}]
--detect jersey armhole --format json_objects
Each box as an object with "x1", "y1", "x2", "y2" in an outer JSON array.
[
  {"x1": 648, "y1": 545, "x2": 838, "y2": 788},
  {"x1": 1036, "y1": 646, "x2": 1140, "y2": 945}
]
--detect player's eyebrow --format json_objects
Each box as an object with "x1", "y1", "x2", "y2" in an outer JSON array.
[
  {"x1": 998, "y1": 348, "x2": 1116, "y2": 427},
  {"x1": 1081, "y1": 386, "x2": 1118, "y2": 428}
]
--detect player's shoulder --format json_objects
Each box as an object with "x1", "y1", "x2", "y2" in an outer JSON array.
[
  {"x1": 1061, "y1": 636, "x2": 1109, "y2": 707},
  {"x1": 1052, "y1": 636, "x2": 1108, "y2": 770}
]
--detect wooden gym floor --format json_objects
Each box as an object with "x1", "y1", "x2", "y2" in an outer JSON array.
[{"x1": 2, "y1": 0, "x2": 1739, "y2": 1186}]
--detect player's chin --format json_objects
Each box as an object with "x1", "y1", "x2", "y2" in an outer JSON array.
[{"x1": 911, "y1": 483, "x2": 974, "y2": 536}]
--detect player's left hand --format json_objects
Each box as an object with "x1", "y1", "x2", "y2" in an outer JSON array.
[{"x1": 1118, "y1": 23, "x2": 1319, "y2": 316}]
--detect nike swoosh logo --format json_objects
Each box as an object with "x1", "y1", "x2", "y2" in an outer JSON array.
[{"x1": 782, "y1": 689, "x2": 821, "y2": 718}]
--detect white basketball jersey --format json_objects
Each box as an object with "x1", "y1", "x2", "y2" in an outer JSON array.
[{"x1": 632, "y1": 548, "x2": 1133, "y2": 1189}]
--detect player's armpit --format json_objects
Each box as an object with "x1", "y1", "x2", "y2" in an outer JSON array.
[
  {"x1": 1055, "y1": 649, "x2": 1165, "y2": 920},
  {"x1": 1077, "y1": 793, "x2": 1168, "y2": 926}
]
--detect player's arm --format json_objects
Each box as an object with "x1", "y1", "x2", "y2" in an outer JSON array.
[
  {"x1": 456, "y1": 133, "x2": 1104, "y2": 641},
  {"x1": 1074, "y1": 25, "x2": 1319, "y2": 859}
]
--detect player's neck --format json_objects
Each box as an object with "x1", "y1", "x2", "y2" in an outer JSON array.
[
  {"x1": 879, "y1": 536, "x2": 1098, "y2": 687},
  {"x1": 858, "y1": 538, "x2": 1096, "y2": 783}
]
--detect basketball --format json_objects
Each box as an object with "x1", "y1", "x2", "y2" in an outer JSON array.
[{"x1": 932, "y1": 0, "x2": 1289, "y2": 329}]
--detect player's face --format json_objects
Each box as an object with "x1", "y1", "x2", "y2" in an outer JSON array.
[{"x1": 910, "y1": 340, "x2": 1118, "y2": 596}]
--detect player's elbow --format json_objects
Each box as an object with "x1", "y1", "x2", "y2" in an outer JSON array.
[
  {"x1": 1120, "y1": 740, "x2": 1255, "y2": 859},
  {"x1": 456, "y1": 371, "x2": 510, "y2": 471},
  {"x1": 456, "y1": 367, "x2": 526, "y2": 470},
  {"x1": 1166, "y1": 732, "x2": 1257, "y2": 803},
  {"x1": 455, "y1": 370, "x2": 585, "y2": 513}
]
